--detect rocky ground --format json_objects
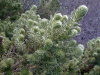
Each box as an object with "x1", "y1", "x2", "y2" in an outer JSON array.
[{"x1": 23, "y1": 0, "x2": 100, "y2": 45}]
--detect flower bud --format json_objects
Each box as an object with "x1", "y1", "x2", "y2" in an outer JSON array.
[
  {"x1": 25, "y1": 11, "x2": 30, "y2": 14},
  {"x1": 70, "y1": 40, "x2": 77, "y2": 46},
  {"x1": 96, "y1": 37, "x2": 100, "y2": 43},
  {"x1": 75, "y1": 44, "x2": 84, "y2": 57},
  {"x1": 53, "y1": 21, "x2": 62, "y2": 29},
  {"x1": 56, "y1": 50, "x2": 65, "y2": 58},
  {"x1": 21, "y1": 14, "x2": 27, "y2": 18},
  {"x1": 34, "y1": 21, "x2": 38, "y2": 26},
  {"x1": 37, "y1": 15, "x2": 40, "y2": 18},
  {"x1": 28, "y1": 19, "x2": 34, "y2": 26},
  {"x1": 24, "y1": 54, "x2": 33, "y2": 62},
  {"x1": 72, "y1": 5, "x2": 88, "y2": 22},
  {"x1": 40, "y1": 29, "x2": 45, "y2": 35},
  {"x1": 93, "y1": 52, "x2": 98, "y2": 57},
  {"x1": 18, "y1": 34, "x2": 24, "y2": 41},
  {"x1": 6, "y1": 58, "x2": 14, "y2": 66},
  {"x1": 41, "y1": 18, "x2": 48, "y2": 26},
  {"x1": 71, "y1": 29, "x2": 78, "y2": 36},
  {"x1": 20, "y1": 28, "x2": 25, "y2": 34},
  {"x1": 93, "y1": 66, "x2": 100, "y2": 71},
  {"x1": 61, "y1": 15, "x2": 68, "y2": 22},
  {"x1": 78, "y1": 44, "x2": 84, "y2": 51},
  {"x1": 31, "y1": 5, "x2": 37, "y2": 10},
  {"x1": 53, "y1": 13, "x2": 62, "y2": 20},
  {"x1": 33, "y1": 26, "x2": 39, "y2": 32},
  {"x1": 45, "y1": 39, "x2": 53, "y2": 47},
  {"x1": 75, "y1": 26, "x2": 81, "y2": 32},
  {"x1": 34, "y1": 50, "x2": 46, "y2": 61},
  {"x1": 0, "y1": 61, "x2": 7, "y2": 68}
]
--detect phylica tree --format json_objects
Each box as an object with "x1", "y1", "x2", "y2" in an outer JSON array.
[
  {"x1": 0, "y1": 0, "x2": 23, "y2": 21},
  {"x1": 1, "y1": 4, "x2": 99, "y2": 75},
  {"x1": 78, "y1": 37, "x2": 100, "y2": 75}
]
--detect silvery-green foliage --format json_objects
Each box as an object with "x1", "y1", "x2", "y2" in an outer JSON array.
[
  {"x1": 13, "y1": 5, "x2": 87, "y2": 54},
  {"x1": 37, "y1": 0, "x2": 60, "y2": 19},
  {"x1": 0, "y1": 58, "x2": 14, "y2": 75},
  {"x1": 0, "y1": 3, "x2": 100, "y2": 75},
  {"x1": 0, "y1": 0, "x2": 23, "y2": 21},
  {"x1": 0, "y1": 20, "x2": 15, "y2": 39},
  {"x1": 0, "y1": 32, "x2": 10, "y2": 56},
  {"x1": 0, "y1": 4, "x2": 93, "y2": 75},
  {"x1": 11, "y1": 5, "x2": 88, "y2": 75},
  {"x1": 87, "y1": 65, "x2": 100, "y2": 75},
  {"x1": 77, "y1": 37, "x2": 100, "y2": 75},
  {"x1": 0, "y1": 58, "x2": 14, "y2": 69}
]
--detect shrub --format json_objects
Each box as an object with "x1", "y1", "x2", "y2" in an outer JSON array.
[
  {"x1": 0, "y1": 0, "x2": 23, "y2": 21},
  {"x1": 37, "y1": 0, "x2": 60, "y2": 19},
  {"x1": 0, "y1": 19, "x2": 15, "y2": 39},
  {"x1": 0, "y1": 4, "x2": 100, "y2": 75}
]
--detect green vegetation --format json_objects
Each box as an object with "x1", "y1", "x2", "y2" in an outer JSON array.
[
  {"x1": 0, "y1": 0, "x2": 100, "y2": 75},
  {"x1": 37, "y1": 0, "x2": 60, "y2": 19},
  {"x1": 0, "y1": 0, "x2": 22, "y2": 21}
]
